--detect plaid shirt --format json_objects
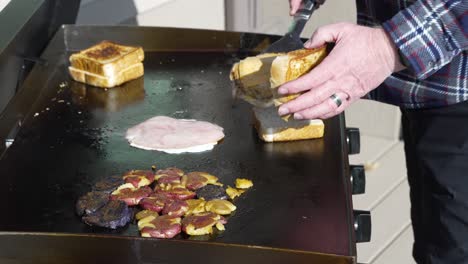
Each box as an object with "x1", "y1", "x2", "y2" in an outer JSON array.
[{"x1": 357, "y1": 0, "x2": 468, "y2": 109}]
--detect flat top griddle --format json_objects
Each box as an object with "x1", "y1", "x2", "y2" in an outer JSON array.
[{"x1": 0, "y1": 26, "x2": 355, "y2": 262}]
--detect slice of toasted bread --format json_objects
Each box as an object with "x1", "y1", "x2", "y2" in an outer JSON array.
[
  {"x1": 270, "y1": 46, "x2": 327, "y2": 106},
  {"x1": 253, "y1": 107, "x2": 324, "y2": 142},
  {"x1": 69, "y1": 62, "x2": 144, "y2": 88},
  {"x1": 230, "y1": 53, "x2": 281, "y2": 107},
  {"x1": 230, "y1": 47, "x2": 327, "y2": 107},
  {"x1": 69, "y1": 41, "x2": 144, "y2": 77}
]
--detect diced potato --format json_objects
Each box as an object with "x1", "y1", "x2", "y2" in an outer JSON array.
[{"x1": 235, "y1": 178, "x2": 253, "y2": 189}]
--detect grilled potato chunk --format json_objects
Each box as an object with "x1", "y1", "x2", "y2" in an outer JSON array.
[
  {"x1": 111, "y1": 183, "x2": 136, "y2": 194},
  {"x1": 136, "y1": 210, "x2": 159, "y2": 221},
  {"x1": 182, "y1": 212, "x2": 221, "y2": 236},
  {"x1": 215, "y1": 222, "x2": 225, "y2": 231},
  {"x1": 205, "y1": 199, "x2": 236, "y2": 215},
  {"x1": 137, "y1": 215, "x2": 158, "y2": 230},
  {"x1": 226, "y1": 186, "x2": 245, "y2": 200},
  {"x1": 235, "y1": 178, "x2": 253, "y2": 189},
  {"x1": 185, "y1": 199, "x2": 206, "y2": 216},
  {"x1": 140, "y1": 215, "x2": 182, "y2": 238}
]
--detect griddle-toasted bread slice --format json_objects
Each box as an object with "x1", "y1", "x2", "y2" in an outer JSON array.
[
  {"x1": 69, "y1": 62, "x2": 144, "y2": 88},
  {"x1": 270, "y1": 46, "x2": 327, "y2": 106},
  {"x1": 230, "y1": 53, "x2": 280, "y2": 107},
  {"x1": 69, "y1": 41, "x2": 144, "y2": 78},
  {"x1": 230, "y1": 47, "x2": 327, "y2": 107}
]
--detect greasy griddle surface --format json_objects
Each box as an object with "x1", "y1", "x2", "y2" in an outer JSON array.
[{"x1": 0, "y1": 50, "x2": 352, "y2": 256}]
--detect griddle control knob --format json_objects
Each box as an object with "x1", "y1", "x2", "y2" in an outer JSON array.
[
  {"x1": 353, "y1": 210, "x2": 371, "y2": 243},
  {"x1": 350, "y1": 165, "x2": 366, "y2": 195},
  {"x1": 346, "y1": 127, "x2": 360, "y2": 155}
]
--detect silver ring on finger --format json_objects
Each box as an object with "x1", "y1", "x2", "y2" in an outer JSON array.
[{"x1": 330, "y1": 93, "x2": 342, "y2": 108}]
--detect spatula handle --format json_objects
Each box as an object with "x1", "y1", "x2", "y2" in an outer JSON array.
[
  {"x1": 296, "y1": 0, "x2": 316, "y2": 20},
  {"x1": 288, "y1": 0, "x2": 324, "y2": 37}
]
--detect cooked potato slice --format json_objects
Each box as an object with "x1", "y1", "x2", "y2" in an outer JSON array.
[
  {"x1": 182, "y1": 212, "x2": 220, "y2": 236},
  {"x1": 199, "y1": 172, "x2": 219, "y2": 184},
  {"x1": 111, "y1": 183, "x2": 136, "y2": 195},
  {"x1": 226, "y1": 186, "x2": 245, "y2": 200},
  {"x1": 235, "y1": 178, "x2": 253, "y2": 189},
  {"x1": 137, "y1": 215, "x2": 157, "y2": 230},
  {"x1": 184, "y1": 224, "x2": 214, "y2": 236},
  {"x1": 215, "y1": 222, "x2": 225, "y2": 231},
  {"x1": 205, "y1": 199, "x2": 236, "y2": 215},
  {"x1": 185, "y1": 199, "x2": 206, "y2": 215},
  {"x1": 136, "y1": 210, "x2": 159, "y2": 220}
]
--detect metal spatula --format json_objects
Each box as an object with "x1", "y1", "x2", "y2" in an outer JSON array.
[
  {"x1": 232, "y1": 0, "x2": 325, "y2": 108},
  {"x1": 263, "y1": 0, "x2": 324, "y2": 53}
]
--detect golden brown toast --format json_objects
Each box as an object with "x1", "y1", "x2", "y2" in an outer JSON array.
[
  {"x1": 69, "y1": 41, "x2": 144, "y2": 78},
  {"x1": 69, "y1": 62, "x2": 144, "y2": 88},
  {"x1": 230, "y1": 53, "x2": 280, "y2": 107},
  {"x1": 270, "y1": 46, "x2": 327, "y2": 106},
  {"x1": 230, "y1": 47, "x2": 327, "y2": 107}
]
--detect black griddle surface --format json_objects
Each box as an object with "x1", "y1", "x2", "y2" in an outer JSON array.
[{"x1": 0, "y1": 26, "x2": 354, "y2": 259}]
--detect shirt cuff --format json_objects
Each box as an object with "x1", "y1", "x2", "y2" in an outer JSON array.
[{"x1": 382, "y1": 0, "x2": 465, "y2": 79}]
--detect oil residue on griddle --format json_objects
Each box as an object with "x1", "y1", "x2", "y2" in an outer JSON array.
[
  {"x1": 170, "y1": 80, "x2": 191, "y2": 92},
  {"x1": 172, "y1": 110, "x2": 188, "y2": 119}
]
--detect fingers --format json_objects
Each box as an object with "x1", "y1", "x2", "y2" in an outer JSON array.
[
  {"x1": 294, "y1": 92, "x2": 350, "y2": 120},
  {"x1": 277, "y1": 59, "x2": 335, "y2": 95},
  {"x1": 289, "y1": 0, "x2": 302, "y2": 15},
  {"x1": 278, "y1": 80, "x2": 336, "y2": 115},
  {"x1": 304, "y1": 23, "x2": 348, "y2": 49},
  {"x1": 277, "y1": 23, "x2": 353, "y2": 96}
]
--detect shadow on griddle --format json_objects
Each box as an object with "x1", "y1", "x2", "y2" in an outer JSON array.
[
  {"x1": 69, "y1": 77, "x2": 145, "y2": 112},
  {"x1": 262, "y1": 139, "x2": 325, "y2": 158}
]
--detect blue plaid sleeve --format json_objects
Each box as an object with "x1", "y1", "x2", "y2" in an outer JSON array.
[{"x1": 382, "y1": 0, "x2": 468, "y2": 79}]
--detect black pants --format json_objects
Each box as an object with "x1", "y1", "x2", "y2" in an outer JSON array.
[{"x1": 402, "y1": 100, "x2": 468, "y2": 264}]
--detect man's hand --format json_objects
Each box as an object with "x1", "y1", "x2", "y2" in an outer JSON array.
[
  {"x1": 277, "y1": 22, "x2": 405, "y2": 120},
  {"x1": 290, "y1": 0, "x2": 326, "y2": 15},
  {"x1": 289, "y1": 0, "x2": 302, "y2": 15}
]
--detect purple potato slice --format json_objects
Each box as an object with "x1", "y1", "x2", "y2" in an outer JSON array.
[
  {"x1": 82, "y1": 200, "x2": 132, "y2": 229},
  {"x1": 196, "y1": 185, "x2": 227, "y2": 201},
  {"x1": 76, "y1": 191, "x2": 109, "y2": 216}
]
